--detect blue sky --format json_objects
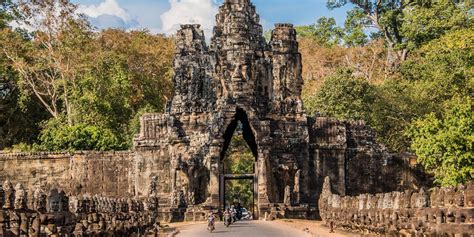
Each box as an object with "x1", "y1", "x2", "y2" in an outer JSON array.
[{"x1": 72, "y1": 0, "x2": 352, "y2": 36}]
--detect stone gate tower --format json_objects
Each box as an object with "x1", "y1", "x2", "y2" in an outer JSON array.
[
  {"x1": 133, "y1": 0, "x2": 422, "y2": 220},
  {"x1": 135, "y1": 0, "x2": 311, "y2": 217}
]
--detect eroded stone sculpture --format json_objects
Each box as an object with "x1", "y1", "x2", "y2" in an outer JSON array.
[{"x1": 319, "y1": 177, "x2": 474, "y2": 236}]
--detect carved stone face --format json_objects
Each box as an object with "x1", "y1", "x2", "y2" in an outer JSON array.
[
  {"x1": 14, "y1": 184, "x2": 27, "y2": 210},
  {"x1": 47, "y1": 189, "x2": 64, "y2": 212},
  {"x1": 50, "y1": 199, "x2": 61, "y2": 212}
]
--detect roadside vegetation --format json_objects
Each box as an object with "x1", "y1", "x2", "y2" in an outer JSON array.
[{"x1": 0, "y1": 0, "x2": 472, "y2": 186}]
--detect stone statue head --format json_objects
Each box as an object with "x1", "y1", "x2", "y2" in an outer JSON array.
[
  {"x1": 14, "y1": 183, "x2": 27, "y2": 210},
  {"x1": 33, "y1": 186, "x2": 47, "y2": 212},
  {"x1": 47, "y1": 188, "x2": 67, "y2": 212}
]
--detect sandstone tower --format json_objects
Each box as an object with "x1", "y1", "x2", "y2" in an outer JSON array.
[{"x1": 135, "y1": 0, "x2": 311, "y2": 217}]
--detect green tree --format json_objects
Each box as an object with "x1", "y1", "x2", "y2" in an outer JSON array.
[
  {"x1": 400, "y1": 28, "x2": 474, "y2": 100},
  {"x1": 4, "y1": 0, "x2": 94, "y2": 123},
  {"x1": 223, "y1": 128, "x2": 255, "y2": 209},
  {"x1": 407, "y1": 96, "x2": 473, "y2": 186},
  {"x1": 343, "y1": 8, "x2": 370, "y2": 46},
  {"x1": 401, "y1": 1, "x2": 473, "y2": 51},
  {"x1": 327, "y1": 0, "x2": 472, "y2": 68},
  {"x1": 0, "y1": 0, "x2": 14, "y2": 28},
  {"x1": 2, "y1": 0, "x2": 174, "y2": 151},
  {"x1": 370, "y1": 28, "x2": 473, "y2": 151},
  {"x1": 0, "y1": 0, "x2": 50, "y2": 149},
  {"x1": 304, "y1": 69, "x2": 376, "y2": 121},
  {"x1": 38, "y1": 118, "x2": 123, "y2": 151},
  {"x1": 73, "y1": 29, "x2": 174, "y2": 148},
  {"x1": 295, "y1": 17, "x2": 344, "y2": 47}
]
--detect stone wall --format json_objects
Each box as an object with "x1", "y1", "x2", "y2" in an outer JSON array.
[
  {"x1": 0, "y1": 181, "x2": 162, "y2": 236},
  {"x1": 318, "y1": 177, "x2": 474, "y2": 235},
  {"x1": 308, "y1": 117, "x2": 429, "y2": 205},
  {"x1": 0, "y1": 151, "x2": 168, "y2": 200}
]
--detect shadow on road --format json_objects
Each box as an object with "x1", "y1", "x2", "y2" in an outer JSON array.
[{"x1": 227, "y1": 224, "x2": 256, "y2": 228}]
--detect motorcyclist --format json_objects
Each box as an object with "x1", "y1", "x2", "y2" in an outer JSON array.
[
  {"x1": 236, "y1": 203, "x2": 243, "y2": 220},
  {"x1": 223, "y1": 208, "x2": 232, "y2": 227},
  {"x1": 207, "y1": 211, "x2": 215, "y2": 232},
  {"x1": 230, "y1": 205, "x2": 237, "y2": 223}
]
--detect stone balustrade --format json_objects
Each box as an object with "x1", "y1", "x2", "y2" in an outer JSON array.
[
  {"x1": 0, "y1": 180, "x2": 161, "y2": 236},
  {"x1": 318, "y1": 177, "x2": 474, "y2": 235}
]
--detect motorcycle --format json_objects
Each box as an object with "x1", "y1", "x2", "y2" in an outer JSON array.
[{"x1": 224, "y1": 212, "x2": 231, "y2": 227}]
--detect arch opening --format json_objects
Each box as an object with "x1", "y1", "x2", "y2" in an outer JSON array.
[
  {"x1": 218, "y1": 108, "x2": 259, "y2": 218},
  {"x1": 220, "y1": 108, "x2": 258, "y2": 161}
]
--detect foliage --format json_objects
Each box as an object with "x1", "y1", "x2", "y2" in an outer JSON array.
[
  {"x1": 304, "y1": 69, "x2": 376, "y2": 121},
  {"x1": 4, "y1": 0, "x2": 94, "y2": 121},
  {"x1": 400, "y1": 28, "x2": 474, "y2": 99},
  {"x1": 0, "y1": 1, "x2": 51, "y2": 149},
  {"x1": 400, "y1": 1, "x2": 473, "y2": 51},
  {"x1": 296, "y1": 17, "x2": 344, "y2": 47},
  {"x1": 407, "y1": 96, "x2": 473, "y2": 186},
  {"x1": 223, "y1": 131, "x2": 255, "y2": 210},
  {"x1": 38, "y1": 118, "x2": 124, "y2": 151},
  {"x1": 343, "y1": 8, "x2": 370, "y2": 46},
  {"x1": 223, "y1": 133, "x2": 255, "y2": 174},
  {"x1": 71, "y1": 29, "x2": 174, "y2": 148},
  {"x1": 1, "y1": 0, "x2": 174, "y2": 151},
  {"x1": 302, "y1": 27, "x2": 473, "y2": 152},
  {"x1": 0, "y1": 0, "x2": 14, "y2": 28},
  {"x1": 326, "y1": 0, "x2": 472, "y2": 68},
  {"x1": 378, "y1": 28, "x2": 473, "y2": 152},
  {"x1": 225, "y1": 179, "x2": 254, "y2": 210}
]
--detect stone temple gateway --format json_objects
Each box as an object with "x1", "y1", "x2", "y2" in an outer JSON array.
[
  {"x1": 136, "y1": 1, "x2": 311, "y2": 216},
  {"x1": 0, "y1": 0, "x2": 425, "y2": 225},
  {"x1": 133, "y1": 0, "x2": 422, "y2": 219}
]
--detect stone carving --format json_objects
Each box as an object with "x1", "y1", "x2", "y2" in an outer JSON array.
[
  {"x1": 13, "y1": 183, "x2": 27, "y2": 210},
  {"x1": 294, "y1": 170, "x2": 301, "y2": 204},
  {"x1": 284, "y1": 185, "x2": 292, "y2": 205},
  {"x1": 33, "y1": 186, "x2": 47, "y2": 212},
  {"x1": 149, "y1": 176, "x2": 158, "y2": 196},
  {"x1": 47, "y1": 188, "x2": 66, "y2": 212},
  {"x1": 0, "y1": 184, "x2": 162, "y2": 236},
  {"x1": 3, "y1": 180, "x2": 13, "y2": 209},
  {"x1": 319, "y1": 177, "x2": 474, "y2": 236},
  {"x1": 0, "y1": 184, "x2": 4, "y2": 208}
]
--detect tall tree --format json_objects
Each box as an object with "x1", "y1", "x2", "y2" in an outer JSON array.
[
  {"x1": 327, "y1": 0, "x2": 472, "y2": 69},
  {"x1": 407, "y1": 96, "x2": 473, "y2": 186},
  {"x1": 0, "y1": 0, "x2": 49, "y2": 149},
  {"x1": 3, "y1": 0, "x2": 94, "y2": 124},
  {"x1": 295, "y1": 17, "x2": 344, "y2": 47},
  {"x1": 304, "y1": 69, "x2": 376, "y2": 120}
]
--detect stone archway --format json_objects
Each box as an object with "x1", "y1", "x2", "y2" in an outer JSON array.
[
  {"x1": 134, "y1": 0, "x2": 312, "y2": 220},
  {"x1": 218, "y1": 108, "x2": 259, "y2": 218}
]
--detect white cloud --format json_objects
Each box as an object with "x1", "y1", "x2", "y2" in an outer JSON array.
[
  {"x1": 78, "y1": 0, "x2": 136, "y2": 29},
  {"x1": 161, "y1": 0, "x2": 218, "y2": 37}
]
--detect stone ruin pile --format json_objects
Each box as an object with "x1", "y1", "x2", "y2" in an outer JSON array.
[
  {"x1": 0, "y1": 180, "x2": 161, "y2": 236},
  {"x1": 319, "y1": 177, "x2": 474, "y2": 235}
]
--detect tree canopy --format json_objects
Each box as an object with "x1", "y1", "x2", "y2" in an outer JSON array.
[
  {"x1": 300, "y1": 0, "x2": 473, "y2": 185},
  {"x1": 407, "y1": 97, "x2": 473, "y2": 186},
  {"x1": 0, "y1": 0, "x2": 174, "y2": 151}
]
